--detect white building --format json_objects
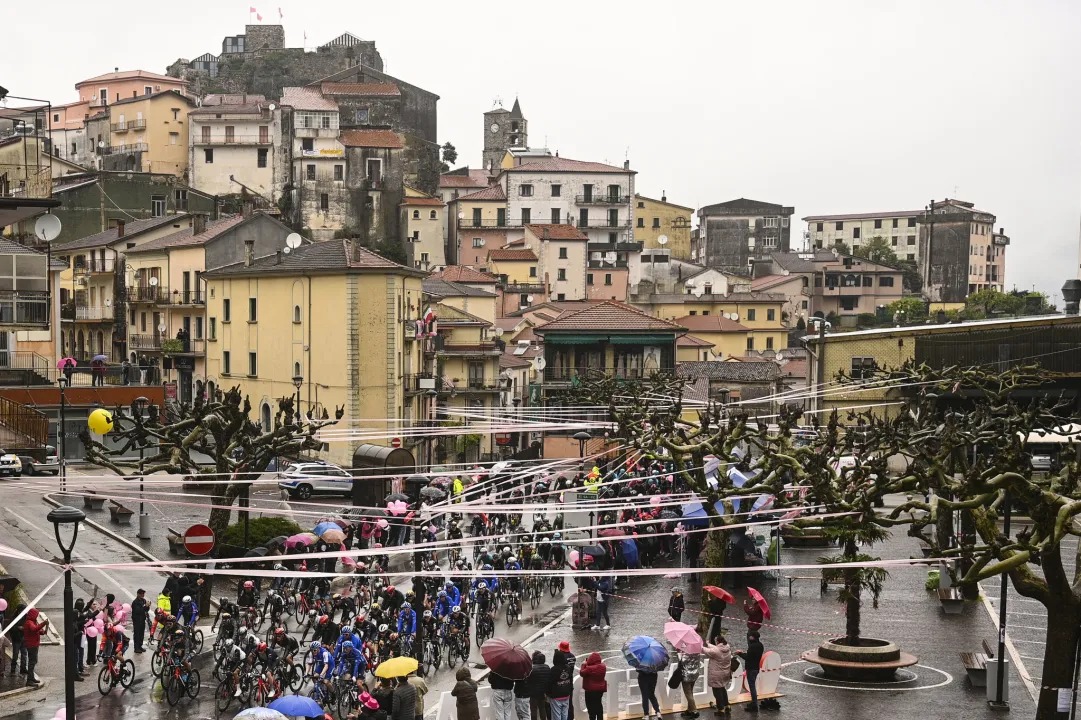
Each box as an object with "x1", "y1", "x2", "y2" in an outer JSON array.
[
  {"x1": 188, "y1": 94, "x2": 283, "y2": 201},
  {"x1": 281, "y1": 87, "x2": 344, "y2": 241},
  {"x1": 803, "y1": 210, "x2": 922, "y2": 263}
]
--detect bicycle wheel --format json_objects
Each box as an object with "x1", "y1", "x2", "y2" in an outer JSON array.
[
  {"x1": 166, "y1": 674, "x2": 183, "y2": 706},
  {"x1": 288, "y1": 664, "x2": 304, "y2": 692},
  {"x1": 252, "y1": 681, "x2": 266, "y2": 707},
  {"x1": 446, "y1": 641, "x2": 458, "y2": 668},
  {"x1": 192, "y1": 629, "x2": 205, "y2": 654},
  {"x1": 431, "y1": 641, "x2": 442, "y2": 672},
  {"x1": 151, "y1": 650, "x2": 165, "y2": 677},
  {"x1": 549, "y1": 578, "x2": 559, "y2": 597},
  {"x1": 120, "y1": 659, "x2": 136, "y2": 689},
  {"x1": 187, "y1": 668, "x2": 201, "y2": 699},
  {"x1": 294, "y1": 600, "x2": 307, "y2": 624},
  {"x1": 97, "y1": 666, "x2": 112, "y2": 696},
  {"x1": 216, "y1": 679, "x2": 234, "y2": 712},
  {"x1": 506, "y1": 603, "x2": 516, "y2": 627}
]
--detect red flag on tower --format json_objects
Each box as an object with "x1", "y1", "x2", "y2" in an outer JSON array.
[
  {"x1": 257, "y1": 12, "x2": 262, "y2": 20},
  {"x1": 249, "y1": 6, "x2": 256, "y2": 11}
]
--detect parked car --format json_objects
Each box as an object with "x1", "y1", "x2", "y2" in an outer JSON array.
[
  {"x1": 278, "y1": 462, "x2": 353, "y2": 500},
  {"x1": 18, "y1": 447, "x2": 59, "y2": 475},
  {"x1": 1030, "y1": 452, "x2": 1053, "y2": 472},
  {"x1": 0, "y1": 451, "x2": 22, "y2": 477}
]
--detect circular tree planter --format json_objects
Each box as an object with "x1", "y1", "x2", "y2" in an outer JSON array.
[{"x1": 801, "y1": 638, "x2": 918, "y2": 682}]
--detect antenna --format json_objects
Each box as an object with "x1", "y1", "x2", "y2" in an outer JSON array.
[{"x1": 604, "y1": 252, "x2": 616, "y2": 264}]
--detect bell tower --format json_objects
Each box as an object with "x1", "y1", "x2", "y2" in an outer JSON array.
[{"x1": 482, "y1": 97, "x2": 527, "y2": 173}]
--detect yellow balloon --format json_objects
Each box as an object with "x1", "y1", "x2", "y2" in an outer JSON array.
[{"x1": 88, "y1": 408, "x2": 114, "y2": 435}]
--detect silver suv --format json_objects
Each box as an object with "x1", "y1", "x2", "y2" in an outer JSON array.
[{"x1": 278, "y1": 462, "x2": 353, "y2": 500}]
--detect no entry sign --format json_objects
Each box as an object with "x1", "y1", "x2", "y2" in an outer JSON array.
[
  {"x1": 184, "y1": 524, "x2": 216, "y2": 556},
  {"x1": 391, "y1": 437, "x2": 402, "y2": 448}
]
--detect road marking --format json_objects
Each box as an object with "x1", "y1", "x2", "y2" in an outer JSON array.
[
  {"x1": 979, "y1": 580, "x2": 1038, "y2": 704},
  {"x1": 4, "y1": 508, "x2": 47, "y2": 535}
]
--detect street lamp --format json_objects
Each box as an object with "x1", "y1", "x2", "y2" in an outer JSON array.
[
  {"x1": 47, "y1": 505, "x2": 85, "y2": 720},
  {"x1": 57, "y1": 377, "x2": 68, "y2": 494},
  {"x1": 133, "y1": 396, "x2": 150, "y2": 539},
  {"x1": 292, "y1": 374, "x2": 303, "y2": 422},
  {"x1": 572, "y1": 431, "x2": 591, "y2": 459}
]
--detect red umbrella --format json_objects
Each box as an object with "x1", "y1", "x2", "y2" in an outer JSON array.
[
  {"x1": 481, "y1": 638, "x2": 532, "y2": 680},
  {"x1": 746, "y1": 587, "x2": 771, "y2": 620},
  {"x1": 703, "y1": 586, "x2": 735, "y2": 604}
]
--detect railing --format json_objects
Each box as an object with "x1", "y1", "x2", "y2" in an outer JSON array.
[
  {"x1": 429, "y1": 342, "x2": 502, "y2": 355},
  {"x1": 576, "y1": 194, "x2": 630, "y2": 204},
  {"x1": 194, "y1": 135, "x2": 271, "y2": 145},
  {"x1": 104, "y1": 143, "x2": 148, "y2": 155},
  {"x1": 170, "y1": 290, "x2": 204, "y2": 305},
  {"x1": 82, "y1": 257, "x2": 115, "y2": 273},
  {"x1": 75, "y1": 306, "x2": 114, "y2": 321},
  {"x1": 0, "y1": 395, "x2": 48, "y2": 448},
  {"x1": 170, "y1": 338, "x2": 206, "y2": 354},
  {"x1": 128, "y1": 334, "x2": 162, "y2": 350},
  {"x1": 500, "y1": 281, "x2": 546, "y2": 293},
  {"x1": 588, "y1": 260, "x2": 628, "y2": 269},
  {"x1": 402, "y1": 374, "x2": 437, "y2": 393},
  {"x1": 544, "y1": 366, "x2": 676, "y2": 382},
  {"x1": 110, "y1": 120, "x2": 146, "y2": 132},
  {"x1": 459, "y1": 218, "x2": 524, "y2": 228},
  {"x1": 126, "y1": 286, "x2": 170, "y2": 303},
  {"x1": 576, "y1": 219, "x2": 632, "y2": 230},
  {"x1": 0, "y1": 291, "x2": 49, "y2": 326}
]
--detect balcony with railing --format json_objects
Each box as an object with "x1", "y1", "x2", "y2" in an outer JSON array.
[
  {"x1": 78, "y1": 256, "x2": 115, "y2": 273},
  {"x1": 128, "y1": 334, "x2": 162, "y2": 350},
  {"x1": 543, "y1": 365, "x2": 675, "y2": 383},
  {"x1": 0, "y1": 291, "x2": 49, "y2": 328},
  {"x1": 110, "y1": 119, "x2": 146, "y2": 132},
  {"x1": 576, "y1": 193, "x2": 630, "y2": 205},
  {"x1": 402, "y1": 374, "x2": 437, "y2": 394},
  {"x1": 126, "y1": 286, "x2": 170, "y2": 304},
  {"x1": 577, "y1": 218, "x2": 633, "y2": 230},
  {"x1": 458, "y1": 218, "x2": 524, "y2": 229},
  {"x1": 170, "y1": 290, "x2": 205, "y2": 305},
  {"x1": 195, "y1": 134, "x2": 272, "y2": 146},
  {"x1": 499, "y1": 281, "x2": 546, "y2": 293},
  {"x1": 103, "y1": 143, "x2": 148, "y2": 155},
  {"x1": 74, "y1": 305, "x2": 114, "y2": 322}
]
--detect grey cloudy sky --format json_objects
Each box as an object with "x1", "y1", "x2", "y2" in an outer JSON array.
[{"x1": 6, "y1": 0, "x2": 1079, "y2": 299}]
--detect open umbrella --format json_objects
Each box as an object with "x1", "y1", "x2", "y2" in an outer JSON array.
[
  {"x1": 420, "y1": 486, "x2": 446, "y2": 501},
  {"x1": 746, "y1": 587, "x2": 771, "y2": 620},
  {"x1": 267, "y1": 695, "x2": 323, "y2": 716},
  {"x1": 620, "y1": 538, "x2": 639, "y2": 568},
  {"x1": 664, "y1": 621, "x2": 703, "y2": 653},
  {"x1": 234, "y1": 708, "x2": 288, "y2": 720},
  {"x1": 56, "y1": 358, "x2": 75, "y2": 370},
  {"x1": 679, "y1": 499, "x2": 709, "y2": 528},
  {"x1": 598, "y1": 529, "x2": 622, "y2": 539},
  {"x1": 480, "y1": 637, "x2": 532, "y2": 680},
  {"x1": 375, "y1": 656, "x2": 418, "y2": 678},
  {"x1": 387, "y1": 500, "x2": 409, "y2": 516},
  {"x1": 332, "y1": 518, "x2": 351, "y2": 529},
  {"x1": 286, "y1": 533, "x2": 316, "y2": 547},
  {"x1": 313, "y1": 522, "x2": 340, "y2": 537},
  {"x1": 658, "y1": 509, "x2": 680, "y2": 521},
  {"x1": 92, "y1": 354, "x2": 108, "y2": 362},
  {"x1": 320, "y1": 528, "x2": 346, "y2": 544},
  {"x1": 244, "y1": 547, "x2": 268, "y2": 557},
  {"x1": 385, "y1": 492, "x2": 409, "y2": 503},
  {"x1": 703, "y1": 586, "x2": 736, "y2": 604},
  {"x1": 622, "y1": 636, "x2": 669, "y2": 672}
]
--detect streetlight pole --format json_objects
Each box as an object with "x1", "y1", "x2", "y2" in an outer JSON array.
[
  {"x1": 57, "y1": 377, "x2": 67, "y2": 494},
  {"x1": 133, "y1": 396, "x2": 150, "y2": 539},
  {"x1": 47, "y1": 505, "x2": 85, "y2": 720}
]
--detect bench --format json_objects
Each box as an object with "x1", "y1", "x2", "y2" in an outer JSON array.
[
  {"x1": 166, "y1": 528, "x2": 187, "y2": 555},
  {"x1": 786, "y1": 574, "x2": 846, "y2": 596},
  {"x1": 82, "y1": 490, "x2": 106, "y2": 511},
  {"x1": 938, "y1": 586, "x2": 964, "y2": 614},
  {"x1": 917, "y1": 538, "x2": 933, "y2": 558},
  {"x1": 109, "y1": 500, "x2": 134, "y2": 524},
  {"x1": 960, "y1": 639, "x2": 997, "y2": 686}
]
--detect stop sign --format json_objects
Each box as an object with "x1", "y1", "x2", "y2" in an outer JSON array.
[
  {"x1": 390, "y1": 437, "x2": 401, "y2": 448},
  {"x1": 184, "y1": 524, "x2": 216, "y2": 556}
]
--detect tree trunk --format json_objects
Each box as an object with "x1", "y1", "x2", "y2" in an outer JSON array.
[
  {"x1": 843, "y1": 538, "x2": 861, "y2": 644},
  {"x1": 698, "y1": 523, "x2": 728, "y2": 637},
  {"x1": 958, "y1": 509, "x2": 979, "y2": 600},
  {"x1": 935, "y1": 491, "x2": 954, "y2": 551},
  {"x1": 208, "y1": 483, "x2": 241, "y2": 549},
  {"x1": 1035, "y1": 595, "x2": 1081, "y2": 719}
]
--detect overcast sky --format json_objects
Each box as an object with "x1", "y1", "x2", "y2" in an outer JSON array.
[{"x1": 6, "y1": 0, "x2": 1079, "y2": 299}]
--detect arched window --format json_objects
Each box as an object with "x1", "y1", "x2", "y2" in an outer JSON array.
[
  {"x1": 412, "y1": 210, "x2": 420, "y2": 219},
  {"x1": 261, "y1": 403, "x2": 272, "y2": 430},
  {"x1": 293, "y1": 305, "x2": 301, "y2": 323},
  {"x1": 294, "y1": 361, "x2": 301, "y2": 378},
  {"x1": 207, "y1": 380, "x2": 216, "y2": 400},
  {"x1": 96, "y1": 330, "x2": 105, "y2": 354},
  {"x1": 77, "y1": 330, "x2": 85, "y2": 355},
  {"x1": 429, "y1": 210, "x2": 437, "y2": 219}
]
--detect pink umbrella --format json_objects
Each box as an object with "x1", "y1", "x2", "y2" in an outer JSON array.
[
  {"x1": 376, "y1": 518, "x2": 389, "y2": 529},
  {"x1": 286, "y1": 533, "x2": 316, "y2": 546},
  {"x1": 664, "y1": 621, "x2": 703, "y2": 653},
  {"x1": 56, "y1": 358, "x2": 75, "y2": 370},
  {"x1": 387, "y1": 500, "x2": 409, "y2": 516}
]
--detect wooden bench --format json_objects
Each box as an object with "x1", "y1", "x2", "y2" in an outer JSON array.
[
  {"x1": 82, "y1": 490, "x2": 106, "y2": 511},
  {"x1": 166, "y1": 527, "x2": 187, "y2": 555},
  {"x1": 786, "y1": 574, "x2": 845, "y2": 595},
  {"x1": 960, "y1": 639, "x2": 997, "y2": 686},
  {"x1": 938, "y1": 586, "x2": 964, "y2": 614},
  {"x1": 109, "y1": 500, "x2": 134, "y2": 524}
]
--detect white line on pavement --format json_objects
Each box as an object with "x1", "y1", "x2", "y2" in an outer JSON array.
[{"x1": 979, "y1": 580, "x2": 1038, "y2": 705}]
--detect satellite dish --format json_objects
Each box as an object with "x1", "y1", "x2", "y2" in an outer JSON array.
[
  {"x1": 731, "y1": 313, "x2": 739, "y2": 322},
  {"x1": 657, "y1": 235, "x2": 668, "y2": 246},
  {"x1": 149, "y1": 277, "x2": 159, "y2": 287},
  {"x1": 604, "y1": 252, "x2": 616, "y2": 264},
  {"x1": 268, "y1": 103, "x2": 277, "y2": 111},
  {"x1": 526, "y1": 295, "x2": 534, "y2": 302},
  {"x1": 532, "y1": 356, "x2": 547, "y2": 371},
  {"x1": 34, "y1": 214, "x2": 61, "y2": 242},
  {"x1": 158, "y1": 324, "x2": 167, "y2": 334},
  {"x1": 285, "y1": 233, "x2": 302, "y2": 249},
  {"x1": 684, "y1": 280, "x2": 695, "y2": 287},
  {"x1": 494, "y1": 327, "x2": 504, "y2": 337},
  {"x1": 283, "y1": 246, "x2": 292, "y2": 254},
  {"x1": 458, "y1": 212, "x2": 465, "y2": 220},
  {"x1": 723, "y1": 313, "x2": 732, "y2": 320},
  {"x1": 782, "y1": 269, "x2": 790, "y2": 276}
]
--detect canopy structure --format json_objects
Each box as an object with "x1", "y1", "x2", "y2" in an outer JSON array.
[{"x1": 351, "y1": 443, "x2": 417, "y2": 508}]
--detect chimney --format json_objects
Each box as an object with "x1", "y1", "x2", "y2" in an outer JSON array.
[
  {"x1": 244, "y1": 239, "x2": 255, "y2": 267},
  {"x1": 623, "y1": 160, "x2": 630, "y2": 170},
  {"x1": 114, "y1": 67, "x2": 118, "y2": 73},
  {"x1": 192, "y1": 214, "x2": 207, "y2": 235},
  {"x1": 275, "y1": 250, "x2": 282, "y2": 265},
  {"x1": 542, "y1": 228, "x2": 550, "y2": 240},
  {"x1": 662, "y1": 190, "x2": 667, "y2": 203},
  {"x1": 116, "y1": 219, "x2": 126, "y2": 238}
]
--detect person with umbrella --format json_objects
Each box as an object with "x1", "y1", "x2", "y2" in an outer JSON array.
[
  {"x1": 623, "y1": 636, "x2": 666, "y2": 720},
  {"x1": 672, "y1": 636, "x2": 703, "y2": 718},
  {"x1": 489, "y1": 668, "x2": 516, "y2": 720},
  {"x1": 743, "y1": 599, "x2": 763, "y2": 637},
  {"x1": 391, "y1": 672, "x2": 417, "y2": 720}
]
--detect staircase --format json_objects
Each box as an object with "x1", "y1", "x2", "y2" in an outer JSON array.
[{"x1": 0, "y1": 395, "x2": 48, "y2": 452}]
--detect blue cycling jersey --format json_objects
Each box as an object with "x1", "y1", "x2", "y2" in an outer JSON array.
[
  {"x1": 397, "y1": 610, "x2": 417, "y2": 634},
  {"x1": 334, "y1": 649, "x2": 366, "y2": 677},
  {"x1": 313, "y1": 648, "x2": 335, "y2": 675},
  {"x1": 335, "y1": 632, "x2": 362, "y2": 657}
]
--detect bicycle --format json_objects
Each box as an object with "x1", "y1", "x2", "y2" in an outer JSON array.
[
  {"x1": 309, "y1": 673, "x2": 339, "y2": 709},
  {"x1": 445, "y1": 630, "x2": 470, "y2": 667},
  {"x1": 96, "y1": 653, "x2": 135, "y2": 695},
  {"x1": 248, "y1": 669, "x2": 282, "y2": 706},
  {"x1": 505, "y1": 591, "x2": 521, "y2": 627},
  {"x1": 164, "y1": 657, "x2": 201, "y2": 706},
  {"x1": 215, "y1": 674, "x2": 240, "y2": 712},
  {"x1": 337, "y1": 677, "x2": 364, "y2": 719},
  {"x1": 422, "y1": 634, "x2": 442, "y2": 676},
  {"x1": 475, "y1": 613, "x2": 494, "y2": 647},
  {"x1": 548, "y1": 574, "x2": 565, "y2": 598}
]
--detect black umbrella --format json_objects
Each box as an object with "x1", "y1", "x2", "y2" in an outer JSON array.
[
  {"x1": 659, "y1": 510, "x2": 680, "y2": 521},
  {"x1": 385, "y1": 492, "x2": 409, "y2": 503},
  {"x1": 266, "y1": 535, "x2": 288, "y2": 548},
  {"x1": 244, "y1": 547, "x2": 269, "y2": 557},
  {"x1": 420, "y1": 486, "x2": 447, "y2": 501}
]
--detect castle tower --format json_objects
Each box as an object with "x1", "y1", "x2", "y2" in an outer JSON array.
[{"x1": 482, "y1": 97, "x2": 527, "y2": 172}]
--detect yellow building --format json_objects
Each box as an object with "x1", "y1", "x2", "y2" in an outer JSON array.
[
  {"x1": 203, "y1": 239, "x2": 427, "y2": 467},
  {"x1": 487, "y1": 247, "x2": 538, "y2": 285},
  {"x1": 449, "y1": 184, "x2": 507, "y2": 267},
  {"x1": 400, "y1": 187, "x2": 446, "y2": 271},
  {"x1": 634, "y1": 193, "x2": 694, "y2": 260},
  {"x1": 0, "y1": 137, "x2": 84, "y2": 194},
  {"x1": 106, "y1": 90, "x2": 195, "y2": 177},
  {"x1": 675, "y1": 314, "x2": 786, "y2": 358},
  {"x1": 676, "y1": 334, "x2": 716, "y2": 362}
]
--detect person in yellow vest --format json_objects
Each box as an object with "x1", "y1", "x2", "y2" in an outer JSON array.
[
  {"x1": 583, "y1": 467, "x2": 602, "y2": 493},
  {"x1": 453, "y1": 475, "x2": 464, "y2": 502}
]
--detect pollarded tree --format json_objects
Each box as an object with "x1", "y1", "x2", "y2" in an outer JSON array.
[{"x1": 80, "y1": 385, "x2": 343, "y2": 543}]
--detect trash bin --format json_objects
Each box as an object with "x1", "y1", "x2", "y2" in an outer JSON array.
[
  {"x1": 139, "y1": 512, "x2": 152, "y2": 540},
  {"x1": 986, "y1": 656, "x2": 1009, "y2": 703}
]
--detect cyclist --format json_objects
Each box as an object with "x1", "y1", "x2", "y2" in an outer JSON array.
[
  {"x1": 309, "y1": 640, "x2": 335, "y2": 698},
  {"x1": 354, "y1": 611, "x2": 378, "y2": 644},
  {"x1": 446, "y1": 605, "x2": 469, "y2": 648},
  {"x1": 237, "y1": 580, "x2": 258, "y2": 609},
  {"x1": 177, "y1": 595, "x2": 199, "y2": 628},
  {"x1": 475, "y1": 546, "x2": 495, "y2": 569},
  {"x1": 214, "y1": 597, "x2": 238, "y2": 631},
  {"x1": 381, "y1": 585, "x2": 404, "y2": 614},
  {"x1": 335, "y1": 625, "x2": 363, "y2": 656},
  {"x1": 169, "y1": 627, "x2": 196, "y2": 687},
  {"x1": 433, "y1": 590, "x2": 453, "y2": 619},
  {"x1": 312, "y1": 576, "x2": 332, "y2": 602},
  {"x1": 443, "y1": 581, "x2": 461, "y2": 608},
  {"x1": 505, "y1": 554, "x2": 522, "y2": 595},
  {"x1": 254, "y1": 641, "x2": 281, "y2": 698},
  {"x1": 474, "y1": 564, "x2": 499, "y2": 598},
  {"x1": 374, "y1": 623, "x2": 393, "y2": 660},
  {"x1": 396, "y1": 602, "x2": 417, "y2": 648},
  {"x1": 104, "y1": 623, "x2": 128, "y2": 664},
  {"x1": 550, "y1": 534, "x2": 567, "y2": 568},
  {"x1": 272, "y1": 626, "x2": 300, "y2": 663},
  {"x1": 335, "y1": 639, "x2": 368, "y2": 690},
  {"x1": 473, "y1": 581, "x2": 494, "y2": 624},
  {"x1": 263, "y1": 588, "x2": 286, "y2": 623}
]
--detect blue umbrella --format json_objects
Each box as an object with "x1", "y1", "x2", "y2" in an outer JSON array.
[
  {"x1": 679, "y1": 499, "x2": 708, "y2": 528},
  {"x1": 620, "y1": 539, "x2": 639, "y2": 568},
  {"x1": 267, "y1": 695, "x2": 324, "y2": 717},
  {"x1": 623, "y1": 635, "x2": 669, "y2": 671},
  {"x1": 312, "y1": 521, "x2": 339, "y2": 537},
  {"x1": 234, "y1": 709, "x2": 288, "y2": 720}
]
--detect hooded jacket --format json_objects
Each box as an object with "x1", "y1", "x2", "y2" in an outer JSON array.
[
  {"x1": 547, "y1": 654, "x2": 574, "y2": 699},
  {"x1": 23, "y1": 608, "x2": 47, "y2": 649},
  {"x1": 526, "y1": 656, "x2": 551, "y2": 698},
  {"x1": 579, "y1": 652, "x2": 608, "y2": 692},
  {"x1": 452, "y1": 667, "x2": 480, "y2": 720},
  {"x1": 7, "y1": 604, "x2": 26, "y2": 644},
  {"x1": 703, "y1": 642, "x2": 734, "y2": 687}
]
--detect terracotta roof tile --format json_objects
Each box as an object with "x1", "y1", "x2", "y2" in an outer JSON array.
[
  {"x1": 400, "y1": 197, "x2": 445, "y2": 207},
  {"x1": 440, "y1": 170, "x2": 490, "y2": 188},
  {"x1": 781, "y1": 359, "x2": 808, "y2": 379},
  {"x1": 677, "y1": 360, "x2": 780, "y2": 382},
  {"x1": 525, "y1": 224, "x2": 588, "y2": 241},
  {"x1": 500, "y1": 352, "x2": 532, "y2": 369},
  {"x1": 77, "y1": 69, "x2": 184, "y2": 87},
  {"x1": 750, "y1": 274, "x2": 800, "y2": 291},
  {"x1": 55, "y1": 214, "x2": 190, "y2": 252},
  {"x1": 430, "y1": 266, "x2": 499, "y2": 284},
  {"x1": 125, "y1": 214, "x2": 250, "y2": 253},
  {"x1": 320, "y1": 82, "x2": 400, "y2": 96},
  {"x1": 507, "y1": 157, "x2": 632, "y2": 174},
  {"x1": 677, "y1": 334, "x2": 716, "y2": 347},
  {"x1": 674, "y1": 315, "x2": 750, "y2": 333},
  {"x1": 455, "y1": 184, "x2": 505, "y2": 202},
  {"x1": 535, "y1": 301, "x2": 685, "y2": 333},
  {"x1": 281, "y1": 86, "x2": 339, "y2": 111},
  {"x1": 422, "y1": 278, "x2": 496, "y2": 298},
  {"x1": 340, "y1": 129, "x2": 403, "y2": 148},
  {"x1": 488, "y1": 248, "x2": 537, "y2": 261},
  {"x1": 204, "y1": 240, "x2": 422, "y2": 277}
]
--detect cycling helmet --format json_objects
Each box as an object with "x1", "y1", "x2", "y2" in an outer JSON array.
[
  {"x1": 173, "y1": 628, "x2": 184, "y2": 636},
  {"x1": 437, "y1": 590, "x2": 447, "y2": 598},
  {"x1": 541, "y1": 537, "x2": 551, "y2": 544},
  {"x1": 477, "y1": 581, "x2": 488, "y2": 590},
  {"x1": 553, "y1": 532, "x2": 562, "y2": 540},
  {"x1": 503, "y1": 547, "x2": 512, "y2": 554},
  {"x1": 482, "y1": 564, "x2": 493, "y2": 571},
  {"x1": 451, "y1": 605, "x2": 461, "y2": 613},
  {"x1": 273, "y1": 563, "x2": 284, "y2": 571},
  {"x1": 238, "y1": 627, "x2": 249, "y2": 636},
  {"x1": 218, "y1": 597, "x2": 230, "y2": 606},
  {"x1": 343, "y1": 640, "x2": 354, "y2": 650},
  {"x1": 385, "y1": 585, "x2": 395, "y2": 593},
  {"x1": 318, "y1": 614, "x2": 329, "y2": 624},
  {"x1": 225, "y1": 638, "x2": 234, "y2": 648},
  {"x1": 310, "y1": 641, "x2": 321, "y2": 650},
  {"x1": 508, "y1": 555, "x2": 517, "y2": 563},
  {"x1": 342, "y1": 626, "x2": 352, "y2": 635},
  {"x1": 401, "y1": 602, "x2": 411, "y2": 610},
  {"x1": 308, "y1": 609, "x2": 317, "y2": 618},
  {"x1": 444, "y1": 581, "x2": 454, "y2": 588},
  {"x1": 275, "y1": 627, "x2": 286, "y2": 637},
  {"x1": 221, "y1": 612, "x2": 232, "y2": 619},
  {"x1": 182, "y1": 595, "x2": 192, "y2": 603},
  {"x1": 378, "y1": 623, "x2": 389, "y2": 633},
  {"x1": 243, "y1": 581, "x2": 254, "y2": 589},
  {"x1": 423, "y1": 610, "x2": 432, "y2": 619},
  {"x1": 258, "y1": 642, "x2": 267, "y2": 652}
]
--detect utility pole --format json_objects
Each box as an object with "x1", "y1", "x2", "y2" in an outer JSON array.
[{"x1": 989, "y1": 491, "x2": 1010, "y2": 710}]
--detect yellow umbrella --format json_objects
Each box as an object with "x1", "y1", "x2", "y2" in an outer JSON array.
[{"x1": 375, "y1": 656, "x2": 418, "y2": 678}]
